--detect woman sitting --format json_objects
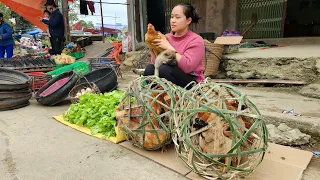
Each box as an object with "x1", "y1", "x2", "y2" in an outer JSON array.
[{"x1": 144, "y1": 3, "x2": 205, "y2": 88}]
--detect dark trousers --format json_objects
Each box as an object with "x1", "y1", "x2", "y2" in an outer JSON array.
[
  {"x1": 49, "y1": 37, "x2": 64, "y2": 55},
  {"x1": 0, "y1": 45, "x2": 14, "y2": 58},
  {"x1": 144, "y1": 64, "x2": 196, "y2": 89}
]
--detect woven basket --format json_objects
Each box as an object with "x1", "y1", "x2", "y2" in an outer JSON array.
[
  {"x1": 204, "y1": 40, "x2": 224, "y2": 76},
  {"x1": 69, "y1": 82, "x2": 100, "y2": 104},
  {"x1": 173, "y1": 79, "x2": 268, "y2": 179},
  {"x1": 116, "y1": 76, "x2": 185, "y2": 151}
]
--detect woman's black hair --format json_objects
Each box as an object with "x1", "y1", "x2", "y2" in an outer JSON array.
[
  {"x1": 176, "y1": 3, "x2": 201, "y2": 24},
  {"x1": 44, "y1": 0, "x2": 58, "y2": 8}
]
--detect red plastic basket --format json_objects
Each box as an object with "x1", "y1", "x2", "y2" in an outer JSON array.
[{"x1": 27, "y1": 72, "x2": 53, "y2": 91}]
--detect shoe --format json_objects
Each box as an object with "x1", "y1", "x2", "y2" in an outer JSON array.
[{"x1": 132, "y1": 68, "x2": 145, "y2": 75}]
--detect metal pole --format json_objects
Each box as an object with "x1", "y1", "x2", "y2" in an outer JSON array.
[
  {"x1": 115, "y1": 12, "x2": 117, "y2": 32},
  {"x1": 62, "y1": 0, "x2": 70, "y2": 42},
  {"x1": 100, "y1": 0, "x2": 105, "y2": 43},
  {"x1": 115, "y1": 12, "x2": 117, "y2": 36},
  {"x1": 129, "y1": 0, "x2": 136, "y2": 51},
  {"x1": 139, "y1": 0, "x2": 144, "y2": 42}
]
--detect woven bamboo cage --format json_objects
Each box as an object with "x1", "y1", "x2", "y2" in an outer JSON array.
[
  {"x1": 173, "y1": 79, "x2": 268, "y2": 179},
  {"x1": 204, "y1": 40, "x2": 224, "y2": 76},
  {"x1": 116, "y1": 76, "x2": 185, "y2": 150}
]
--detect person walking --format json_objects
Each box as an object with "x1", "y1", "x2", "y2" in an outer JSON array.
[
  {"x1": 39, "y1": 0, "x2": 65, "y2": 55},
  {"x1": 0, "y1": 13, "x2": 14, "y2": 58}
]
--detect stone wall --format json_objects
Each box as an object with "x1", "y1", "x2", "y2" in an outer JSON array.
[
  {"x1": 130, "y1": 0, "x2": 238, "y2": 39},
  {"x1": 217, "y1": 57, "x2": 320, "y2": 83},
  {"x1": 222, "y1": 0, "x2": 237, "y2": 32},
  {"x1": 193, "y1": 0, "x2": 207, "y2": 33}
]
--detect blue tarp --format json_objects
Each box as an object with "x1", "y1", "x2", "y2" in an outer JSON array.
[
  {"x1": 15, "y1": 28, "x2": 43, "y2": 39},
  {"x1": 25, "y1": 28, "x2": 43, "y2": 35}
]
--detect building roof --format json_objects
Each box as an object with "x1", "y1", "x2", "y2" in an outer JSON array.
[
  {"x1": 101, "y1": 27, "x2": 117, "y2": 34},
  {"x1": 95, "y1": 23, "x2": 127, "y2": 30}
]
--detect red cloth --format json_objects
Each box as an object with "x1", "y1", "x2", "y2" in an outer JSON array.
[
  {"x1": 108, "y1": 42, "x2": 122, "y2": 65},
  {"x1": 87, "y1": 1, "x2": 95, "y2": 15}
]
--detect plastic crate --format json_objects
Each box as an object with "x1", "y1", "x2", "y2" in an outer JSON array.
[
  {"x1": 47, "y1": 62, "x2": 90, "y2": 78},
  {"x1": 69, "y1": 51, "x2": 85, "y2": 60},
  {"x1": 88, "y1": 57, "x2": 117, "y2": 71},
  {"x1": 88, "y1": 57, "x2": 122, "y2": 78},
  {"x1": 27, "y1": 72, "x2": 52, "y2": 91},
  {"x1": 55, "y1": 64, "x2": 67, "y2": 69},
  {"x1": 37, "y1": 52, "x2": 48, "y2": 56}
]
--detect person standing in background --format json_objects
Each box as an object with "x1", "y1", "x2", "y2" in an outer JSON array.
[
  {"x1": 0, "y1": 13, "x2": 14, "y2": 58},
  {"x1": 39, "y1": 0, "x2": 65, "y2": 55}
]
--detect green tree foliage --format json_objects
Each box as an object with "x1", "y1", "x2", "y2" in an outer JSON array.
[
  {"x1": 0, "y1": 3, "x2": 33, "y2": 33},
  {"x1": 87, "y1": 21, "x2": 94, "y2": 28},
  {"x1": 11, "y1": 11, "x2": 33, "y2": 34},
  {"x1": 79, "y1": 20, "x2": 94, "y2": 28},
  {"x1": 0, "y1": 3, "x2": 13, "y2": 26},
  {"x1": 68, "y1": 0, "x2": 80, "y2": 25}
]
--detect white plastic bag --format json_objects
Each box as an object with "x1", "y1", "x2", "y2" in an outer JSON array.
[{"x1": 122, "y1": 35, "x2": 129, "y2": 53}]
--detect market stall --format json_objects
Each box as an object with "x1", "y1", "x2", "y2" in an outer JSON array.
[
  {"x1": 45, "y1": 73, "x2": 313, "y2": 180},
  {"x1": 0, "y1": 58, "x2": 313, "y2": 180},
  {"x1": 1, "y1": 35, "x2": 94, "y2": 92},
  {"x1": 62, "y1": 42, "x2": 84, "y2": 60},
  {"x1": 44, "y1": 72, "x2": 268, "y2": 179}
]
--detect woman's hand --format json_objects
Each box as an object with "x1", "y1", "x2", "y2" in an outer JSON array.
[
  {"x1": 153, "y1": 37, "x2": 175, "y2": 51},
  {"x1": 149, "y1": 49, "x2": 156, "y2": 62}
]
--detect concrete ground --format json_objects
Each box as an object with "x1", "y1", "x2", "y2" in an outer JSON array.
[
  {"x1": 237, "y1": 87, "x2": 320, "y2": 137},
  {"x1": 1, "y1": 88, "x2": 319, "y2": 180},
  {"x1": 1, "y1": 42, "x2": 320, "y2": 180},
  {"x1": 79, "y1": 41, "x2": 113, "y2": 62},
  {"x1": 238, "y1": 87, "x2": 320, "y2": 117},
  {"x1": 224, "y1": 45, "x2": 320, "y2": 59},
  {"x1": 0, "y1": 100, "x2": 186, "y2": 180}
]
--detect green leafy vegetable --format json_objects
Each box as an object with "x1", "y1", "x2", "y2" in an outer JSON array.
[
  {"x1": 105, "y1": 36, "x2": 121, "y2": 42},
  {"x1": 42, "y1": 40, "x2": 51, "y2": 47},
  {"x1": 64, "y1": 90, "x2": 124, "y2": 137}
]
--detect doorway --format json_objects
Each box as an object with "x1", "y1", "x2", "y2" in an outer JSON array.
[
  {"x1": 284, "y1": 0, "x2": 320, "y2": 37},
  {"x1": 146, "y1": 0, "x2": 165, "y2": 33}
]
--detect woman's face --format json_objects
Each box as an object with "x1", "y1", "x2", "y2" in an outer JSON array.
[
  {"x1": 46, "y1": 6, "x2": 55, "y2": 13},
  {"x1": 170, "y1": 5, "x2": 191, "y2": 33}
]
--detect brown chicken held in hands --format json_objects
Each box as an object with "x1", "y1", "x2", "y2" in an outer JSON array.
[{"x1": 145, "y1": 23, "x2": 169, "y2": 57}]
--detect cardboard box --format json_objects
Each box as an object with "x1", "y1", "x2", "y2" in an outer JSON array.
[
  {"x1": 214, "y1": 36, "x2": 243, "y2": 54},
  {"x1": 120, "y1": 142, "x2": 313, "y2": 180}
]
